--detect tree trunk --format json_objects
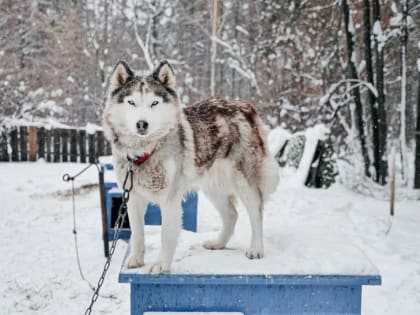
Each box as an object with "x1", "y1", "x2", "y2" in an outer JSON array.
[
  {"x1": 342, "y1": 0, "x2": 371, "y2": 178},
  {"x1": 210, "y1": 0, "x2": 219, "y2": 96},
  {"x1": 399, "y1": 0, "x2": 409, "y2": 184},
  {"x1": 414, "y1": 61, "x2": 420, "y2": 188},
  {"x1": 151, "y1": 0, "x2": 158, "y2": 63},
  {"x1": 372, "y1": 0, "x2": 388, "y2": 185},
  {"x1": 363, "y1": 0, "x2": 382, "y2": 183}
]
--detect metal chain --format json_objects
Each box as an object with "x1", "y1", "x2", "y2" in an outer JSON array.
[
  {"x1": 83, "y1": 162, "x2": 134, "y2": 315},
  {"x1": 70, "y1": 179, "x2": 96, "y2": 292},
  {"x1": 63, "y1": 163, "x2": 102, "y2": 292}
]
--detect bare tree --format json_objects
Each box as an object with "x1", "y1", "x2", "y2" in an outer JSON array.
[
  {"x1": 399, "y1": 0, "x2": 409, "y2": 184},
  {"x1": 363, "y1": 0, "x2": 387, "y2": 184},
  {"x1": 342, "y1": 0, "x2": 371, "y2": 178},
  {"x1": 415, "y1": 59, "x2": 420, "y2": 188},
  {"x1": 372, "y1": 0, "x2": 388, "y2": 185},
  {"x1": 210, "y1": 0, "x2": 219, "y2": 96}
]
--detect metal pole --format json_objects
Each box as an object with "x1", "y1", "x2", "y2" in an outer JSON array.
[
  {"x1": 390, "y1": 144, "x2": 396, "y2": 216},
  {"x1": 98, "y1": 168, "x2": 110, "y2": 257}
]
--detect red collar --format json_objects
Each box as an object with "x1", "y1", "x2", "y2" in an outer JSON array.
[{"x1": 128, "y1": 152, "x2": 153, "y2": 166}]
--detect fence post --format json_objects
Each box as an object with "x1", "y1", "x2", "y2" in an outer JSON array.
[
  {"x1": 45, "y1": 129, "x2": 52, "y2": 162},
  {"x1": 20, "y1": 126, "x2": 28, "y2": 161},
  {"x1": 53, "y1": 129, "x2": 61, "y2": 162},
  {"x1": 38, "y1": 127, "x2": 46, "y2": 160},
  {"x1": 105, "y1": 140, "x2": 112, "y2": 155},
  {"x1": 88, "y1": 132, "x2": 96, "y2": 163},
  {"x1": 61, "y1": 129, "x2": 69, "y2": 162},
  {"x1": 0, "y1": 128, "x2": 9, "y2": 161},
  {"x1": 79, "y1": 129, "x2": 86, "y2": 163},
  {"x1": 70, "y1": 129, "x2": 78, "y2": 162},
  {"x1": 96, "y1": 131, "x2": 105, "y2": 159},
  {"x1": 10, "y1": 128, "x2": 19, "y2": 161}
]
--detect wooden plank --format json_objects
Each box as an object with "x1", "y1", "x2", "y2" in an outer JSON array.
[
  {"x1": 88, "y1": 133, "x2": 96, "y2": 163},
  {"x1": 10, "y1": 128, "x2": 19, "y2": 161},
  {"x1": 98, "y1": 170, "x2": 109, "y2": 257},
  {"x1": 78, "y1": 129, "x2": 86, "y2": 163},
  {"x1": 19, "y1": 126, "x2": 28, "y2": 161},
  {"x1": 0, "y1": 128, "x2": 9, "y2": 161},
  {"x1": 70, "y1": 129, "x2": 78, "y2": 162},
  {"x1": 37, "y1": 127, "x2": 46, "y2": 160},
  {"x1": 28, "y1": 126, "x2": 37, "y2": 161},
  {"x1": 53, "y1": 129, "x2": 61, "y2": 162},
  {"x1": 105, "y1": 140, "x2": 112, "y2": 155},
  {"x1": 61, "y1": 129, "x2": 69, "y2": 162},
  {"x1": 45, "y1": 129, "x2": 52, "y2": 162},
  {"x1": 96, "y1": 131, "x2": 105, "y2": 158}
]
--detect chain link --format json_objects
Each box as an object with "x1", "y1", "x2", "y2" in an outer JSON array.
[{"x1": 83, "y1": 162, "x2": 133, "y2": 315}]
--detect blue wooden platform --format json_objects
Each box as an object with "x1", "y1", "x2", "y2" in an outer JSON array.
[
  {"x1": 101, "y1": 162, "x2": 198, "y2": 240},
  {"x1": 119, "y1": 268, "x2": 380, "y2": 315},
  {"x1": 119, "y1": 239, "x2": 381, "y2": 315}
]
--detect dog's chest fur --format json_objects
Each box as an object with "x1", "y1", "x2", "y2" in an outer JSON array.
[{"x1": 115, "y1": 158, "x2": 169, "y2": 193}]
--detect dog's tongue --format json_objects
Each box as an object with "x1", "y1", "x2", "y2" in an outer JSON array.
[{"x1": 133, "y1": 152, "x2": 152, "y2": 166}]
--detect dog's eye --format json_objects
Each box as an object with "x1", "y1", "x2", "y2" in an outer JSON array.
[
  {"x1": 151, "y1": 101, "x2": 159, "y2": 107},
  {"x1": 127, "y1": 100, "x2": 135, "y2": 106}
]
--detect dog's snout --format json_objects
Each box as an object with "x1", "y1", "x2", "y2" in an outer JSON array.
[{"x1": 136, "y1": 120, "x2": 149, "y2": 134}]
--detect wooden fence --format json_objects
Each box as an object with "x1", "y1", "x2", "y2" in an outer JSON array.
[{"x1": 0, "y1": 126, "x2": 111, "y2": 163}]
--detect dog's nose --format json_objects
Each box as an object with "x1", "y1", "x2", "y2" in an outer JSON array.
[{"x1": 136, "y1": 120, "x2": 149, "y2": 133}]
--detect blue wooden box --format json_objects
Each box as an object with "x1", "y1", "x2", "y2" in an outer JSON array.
[
  {"x1": 101, "y1": 163, "x2": 198, "y2": 241},
  {"x1": 118, "y1": 234, "x2": 381, "y2": 315},
  {"x1": 119, "y1": 268, "x2": 381, "y2": 315}
]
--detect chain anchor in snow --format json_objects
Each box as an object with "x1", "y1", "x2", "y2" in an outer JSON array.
[{"x1": 83, "y1": 162, "x2": 133, "y2": 315}]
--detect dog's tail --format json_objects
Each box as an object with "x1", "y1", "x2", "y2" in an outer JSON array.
[
  {"x1": 259, "y1": 152, "x2": 280, "y2": 201},
  {"x1": 257, "y1": 123, "x2": 280, "y2": 201}
]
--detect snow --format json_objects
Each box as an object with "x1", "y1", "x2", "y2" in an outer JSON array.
[
  {"x1": 121, "y1": 226, "x2": 378, "y2": 276},
  {"x1": 348, "y1": 13, "x2": 355, "y2": 34},
  {"x1": 287, "y1": 124, "x2": 329, "y2": 187},
  {"x1": 1, "y1": 162, "x2": 420, "y2": 314},
  {"x1": 0, "y1": 117, "x2": 70, "y2": 129},
  {"x1": 235, "y1": 26, "x2": 248, "y2": 36},
  {"x1": 267, "y1": 127, "x2": 291, "y2": 155},
  {"x1": 85, "y1": 123, "x2": 103, "y2": 134},
  {"x1": 373, "y1": 21, "x2": 385, "y2": 51}
]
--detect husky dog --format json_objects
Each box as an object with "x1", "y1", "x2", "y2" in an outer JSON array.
[{"x1": 102, "y1": 60, "x2": 279, "y2": 274}]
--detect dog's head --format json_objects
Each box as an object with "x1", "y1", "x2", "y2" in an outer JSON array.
[{"x1": 103, "y1": 60, "x2": 180, "y2": 143}]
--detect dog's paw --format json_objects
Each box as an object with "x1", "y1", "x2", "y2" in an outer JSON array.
[
  {"x1": 202, "y1": 240, "x2": 226, "y2": 250},
  {"x1": 246, "y1": 248, "x2": 264, "y2": 260},
  {"x1": 149, "y1": 261, "x2": 170, "y2": 274},
  {"x1": 127, "y1": 252, "x2": 144, "y2": 269}
]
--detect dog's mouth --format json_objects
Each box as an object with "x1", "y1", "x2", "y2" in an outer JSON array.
[{"x1": 137, "y1": 130, "x2": 148, "y2": 136}]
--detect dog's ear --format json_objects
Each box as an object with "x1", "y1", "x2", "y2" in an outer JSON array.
[
  {"x1": 152, "y1": 60, "x2": 175, "y2": 90},
  {"x1": 109, "y1": 60, "x2": 134, "y2": 93}
]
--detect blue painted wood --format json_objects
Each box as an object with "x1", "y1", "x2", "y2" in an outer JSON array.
[
  {"x1": 119, "y1": 273, "x2": 381, "y2": 315},
  {"x1": 119, "y1": 274, "x2": 381, "y2": 286},
  {"x1": 101, "y1": 164, "x2": 198, "y2": 241}
]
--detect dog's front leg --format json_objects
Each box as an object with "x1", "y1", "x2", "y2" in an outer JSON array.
[
  {"x1": 127, "y1": 195, "x2": 147, "y2": 268},
  {"x1": 149, "y1": 199, "x2": 183, "y2": 274}
]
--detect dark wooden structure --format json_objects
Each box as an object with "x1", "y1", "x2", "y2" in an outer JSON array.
[{"x1": 0, "y1": 126, "x2": 112, "y2": 163}]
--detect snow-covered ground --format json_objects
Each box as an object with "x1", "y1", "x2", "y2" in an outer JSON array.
[{"x1": 1, "y1": 162, "x2": 419, "y2": 314}]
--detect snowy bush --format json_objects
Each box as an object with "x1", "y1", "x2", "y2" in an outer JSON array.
[{"x1": 270, "y1": 125, "x2": 337, "y2": 188}]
